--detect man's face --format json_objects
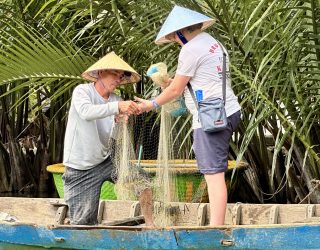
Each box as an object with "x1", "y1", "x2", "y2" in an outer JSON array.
[{"x1": 99, "y1": 69, "x2": 126, "y2": 92}]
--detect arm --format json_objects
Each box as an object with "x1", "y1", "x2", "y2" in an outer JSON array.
[
  {"x1": 135, "y1": 74, "x2": 190, "y2": 112},
  {"x1": 73, "y1": 87, "x2": 119, "y2": 121},
  {"x1": 73, "y1": 87, "x2": 140, "y2": 121},
  {"x1": 156, "y1": 74, "x2": 190, "y2": 104}
]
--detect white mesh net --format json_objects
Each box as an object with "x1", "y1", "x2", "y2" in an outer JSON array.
[
  {"x1": 108, "y1": 108, "x2": 207, "y2": 227},
  {"x1": 109, "y1": 62, "x2": 207, "y2": 226}
]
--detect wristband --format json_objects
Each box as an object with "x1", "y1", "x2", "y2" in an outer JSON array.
[{"x1": 151, "y1": 99, "x2": 160, "y2": 109}]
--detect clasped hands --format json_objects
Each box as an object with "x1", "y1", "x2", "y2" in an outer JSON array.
[
  {"x1": 115, "y1": 99, "x2": 151, "y2": 123},
  {"x1": 116, "y1": 78, "x2": 172, "y2": 123},
  {"x1": 116, "y1": 98, "x2": 153, "y2": 123},
  {"x1": 134, "y1": 77, "x2": 173, "y2": 113}
]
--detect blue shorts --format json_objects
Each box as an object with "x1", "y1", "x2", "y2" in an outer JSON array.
[{"x1": 193, "y1": 111, "x2": 241, "y2": 174}]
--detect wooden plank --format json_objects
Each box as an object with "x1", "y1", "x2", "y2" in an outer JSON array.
[
  {"x1": 55, "y1": 206, "x2": 67, "y2": 225},
  {"x1": 315, "y1": 204, "x2": 320, "y2": 217},
  {"x1": 302, "y1": 217, "x2": 320, "y2": 223},
  {"x1": 129, "y1": 201, "x2": 141, "y2": 217},
  {"x1": 166, "y1": 205, "x2": 180, "y2": 216},
  {"x1": 0, "y1": 198, "x2": 61, "y2": 225},
  {"x1": 153, "y1": 202, "x2": 179, "y2": 216},
  {"x1": 225, "y1": 204, "x2": 232, "y2": 225},
  {"x1": 269, "y1": 205, "x2": 279, "y2": 224},
  {"x1": 5, "y1": 197, "x2": 320, "y2": 227},
  {"x1": 307, "y1": 205, "x2": 315, "y2": 218},
  {"x1": 103, "y1": 200, "x2": 137, "y2": 222},
  {"x1": 197, "y1": 204, "x2": 207, "y2": 226},
  {"x1": 102, "y1": 215, "x2": 145, "y2": 226},
  {"x1": 232, "y1": 204, "x2": 241, "y2": 225},
  {"x1": 278, "y1": 205, "x2": 308, "y2": 224},
  {"x1": 50, "y1": 200, "x2": 67, "y2": 207},
  {"x1": 240, "y1": 204, "x2": 311, "y2": 225},
  {"x1": 97, "y1": 201, "x2": 105, "y2": 224},
  {"x1": 240, "y1": 204, "x2": 272, "y2": 225},
  {"x1": 165, "y1": 202, "x2": 203, "y2": 226}
]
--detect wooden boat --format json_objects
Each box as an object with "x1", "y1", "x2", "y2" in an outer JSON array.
[{"x1": 1, "y1": 197, "x2": 320, "y2": 249}]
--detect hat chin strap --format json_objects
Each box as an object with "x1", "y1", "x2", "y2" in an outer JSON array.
[
  {"x1": 97, "y1": 72, "x2": 107, "y2": 89},
  {"x1": 176, "y1": 31, "x2": 188, "y2": 45},
  {"x1": 99, "y1": 79, "x2": 107, "y2": 89}
]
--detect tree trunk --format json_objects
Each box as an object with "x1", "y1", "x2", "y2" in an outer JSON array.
[
  {"x1": 287, "y1": 167, "x2": 308, "y2": 203},
  {"x1": 293, "y1": 144, "x2": 320, "y2": 203},
  {"x1": 34, "y1": 142, "x2": 50, "y2": 193},
  {"x1": 7, "y1": 126, "x2": 36, "y2": 193},
  {"x1": 0, "y1": 142, "x2": 10, "y2": 192}
]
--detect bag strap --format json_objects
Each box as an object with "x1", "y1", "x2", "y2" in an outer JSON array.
[
  {"x1": 221, "y1": 46, "x2": 227, "y2": 104},
  {"x1": 187, "y1": 82, "x2": 199, "y2": 111},
  {"x1": 187, "y1": 42, "x2": 227, "y2": 109}
]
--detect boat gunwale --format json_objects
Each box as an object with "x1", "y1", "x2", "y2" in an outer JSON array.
[
  {"x1": 1, "y1": 221, "x2": 320, "y2": 231},
  {"x1": 41, "y1": 222, "x2": 320, "y2": 230}
]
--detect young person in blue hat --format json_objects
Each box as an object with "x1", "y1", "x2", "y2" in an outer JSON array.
[{"x1": 135, "y1": 6, "x2": 241, "y2": 225}]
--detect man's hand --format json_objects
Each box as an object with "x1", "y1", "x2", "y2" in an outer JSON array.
[
  {"x1": 118, "y1": 101, "x2": 141, "y2": 115},
  {"x1": 115, "y1": 114, "x2": 129, "y2": 123}
]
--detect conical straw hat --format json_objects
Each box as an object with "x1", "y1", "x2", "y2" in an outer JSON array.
[
  {"x1": 82, "y1": 52, "x2": 140, "y2": 85},
  {"x1": 155, "y1": 6, "x2": 215, "y2": 44}
]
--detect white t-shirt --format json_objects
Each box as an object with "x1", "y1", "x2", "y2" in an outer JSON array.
[
  {"x1": 176, "y1": 32, "x2": 241, "y2": 129},
  {"x1": 63, "y1": 83, "x2": 120, "y2": 170}
]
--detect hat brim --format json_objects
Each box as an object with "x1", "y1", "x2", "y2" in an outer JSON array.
[
  {"x1": 155, "y1": 5, "x2": 215, "y2": 45},
  {"x1": 155, "y1": 19, "x2": 215, "y2": 44},
  {"x1": 82, "y1": 69, "x2": 140, "y2": 85},
  {"x1": 81, "y1": 52, "x2": 141, "y2": 85}
]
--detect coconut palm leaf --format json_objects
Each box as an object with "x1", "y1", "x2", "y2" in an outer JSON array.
[{"x1": 2, "y1": 0, "x2": 320, "y2": 203}]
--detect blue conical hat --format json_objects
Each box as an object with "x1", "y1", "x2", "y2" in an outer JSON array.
[{"x1": 155, "y1": 6, "x2": 215, "y2": 44}]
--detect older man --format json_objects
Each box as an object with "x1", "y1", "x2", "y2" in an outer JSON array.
[{"x1": 63, "y1": 52, "x2": 154, "y2": 226}]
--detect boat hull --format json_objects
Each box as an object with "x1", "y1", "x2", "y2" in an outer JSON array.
[{"x1": 0, "y1": 223, "x2": 320, "y2": 249}]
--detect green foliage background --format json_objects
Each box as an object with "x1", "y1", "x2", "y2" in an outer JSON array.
[{"x1": 0, "y1": 0, "x2": 320, "y2": 203}]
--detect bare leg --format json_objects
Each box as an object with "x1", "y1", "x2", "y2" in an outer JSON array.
[
  {"x1": 139, "y1": 188, "x2": 155, "y2": 227},
  {"x1": 205, "y1": 172, "x2": 227, "y2": 226}
]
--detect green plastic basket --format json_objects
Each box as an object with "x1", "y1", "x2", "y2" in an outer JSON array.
[
  {"x1": 51, "y1": 172, "x2": 203, "y2": 201},
  {"x1": 47, "y1": 160, "x2": 248, "y2": 202},
  {"x1": 47, "y1": 164, "x2": 117, "y2": 200},
  {"x1": 47, "y1": 162, "x2": 204, "y2": 201},
  {"x1": 52, "y1": 173, "x2": 117, "y2": 199}
]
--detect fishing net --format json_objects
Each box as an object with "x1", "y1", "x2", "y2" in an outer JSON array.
[
  {"x1": 108, "y1": 107, "x2": 207, "y2": 227},
  {"x1": 109, "y1": 113, "x2": 175, "y2": 226},
  {"x1": 108, "y1": 62, "x2": 206, "y2": 226},
  {"x1": 110, "y1": 120, "x2": 153, "y2": 201},
  {"x1": 152, "y1": 106, "x2": 178, "y2": 226}
]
